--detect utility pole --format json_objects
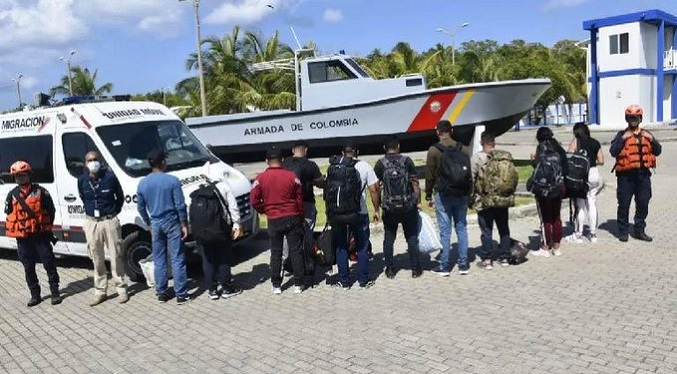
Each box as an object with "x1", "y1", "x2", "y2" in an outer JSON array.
[
  {"x1": 180, "y1": 0, "x2": 208, "y2": 116},
  {"x1": 12, "y1": 74, "x2": 23, "y2": 108},
  {"x1": 59, "y1": 50, "x2": 76, "y2": 96}
]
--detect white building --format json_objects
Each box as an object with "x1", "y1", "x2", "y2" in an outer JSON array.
[{"x1": 583, "y1": 9, "x2": 677, "y2": 128}]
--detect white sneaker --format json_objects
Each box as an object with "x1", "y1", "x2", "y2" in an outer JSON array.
[
  {"x1": 531, "y1": 249, "x2": 551, "y2": 258},
  {"x1": 565, "y1": 234, "x2": 583, "y2": 244},
  {"x1": 589, "y1": 234, "x2": 598, "y2": 243},
  {"x1": 293, "y1": 286, "x2": 304, "y2": 294},
  {"x1": 272, "y1": 287, "x2": 282, "y2": 295},
  {"x1": 552, "y1": 249, "x2": 562, "y2": 257}
]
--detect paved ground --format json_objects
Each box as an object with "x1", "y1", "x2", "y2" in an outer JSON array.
[{"x1": 2, "y1": 127, "x2": 677, "y2": 373}]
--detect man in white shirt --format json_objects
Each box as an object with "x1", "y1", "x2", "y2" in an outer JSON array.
[{"x1": 328, "y1": 143, "x2": 380, "y2": 289}]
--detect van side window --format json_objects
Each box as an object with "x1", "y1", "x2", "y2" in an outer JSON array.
[
  {"x1": 62, "y1": 133, "x2": 102, "y2": 178},
  {"x1": 0, "y1": 135, "x2": 54, "y2": 184}
]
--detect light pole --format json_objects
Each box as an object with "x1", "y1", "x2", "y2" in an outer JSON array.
[
  {"x1": 436, "y1": 22, "x2": 470, "y2": 65},
  {"x1": 59, "y1": 50, "x2": 76, "y2": 96},
  {"x1": 180, "y1": 0, "x2": 208, "y2": 116},
  {"x1": 11, "y1": 74, "x2": 22, "y2": 108}
]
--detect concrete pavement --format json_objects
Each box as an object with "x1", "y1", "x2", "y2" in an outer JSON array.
[{"x1": 1, "y1": 127, "x2": 676, "y2": 373}]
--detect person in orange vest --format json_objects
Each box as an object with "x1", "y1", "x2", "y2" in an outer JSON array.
[
  {"x1": 609, "y1": 105, "x2": 662, "y2": 242},
  {"x1": 4, "y1": 161, "x2": 61, "y2": 307}
]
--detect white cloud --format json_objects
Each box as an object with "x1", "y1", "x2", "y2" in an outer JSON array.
[
  {"x1": 323, "y1": 9, "x2": 343, "y2": 23},
  {"x1": 543, "y1": 0, "x2": 591, "y2": 11},
  {"x1": 77, "y1": 0, "x2": 186, "y2": 36},
  {"x1": 0, "y1": 0, "x2": 87, "y2": 53},
  {"x1": 204, "y1": 0, "x2": 276, "y2": 25}
]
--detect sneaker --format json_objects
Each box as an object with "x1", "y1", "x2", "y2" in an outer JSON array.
[
  {"x1": 221, "y1": 285, "x2": 242, "y2": 299},
  {"x1": 619, "y1": 234, "x2": 629, "y2": 242},
  {"x1": 431, "y1": 266, "x2": 451, "y2": 277},
  {"x1": 359, "y1": 280, "x2": 375, "y2": 289},
  {"x1": 337, "y1": 281, "x2": 351, "y2": 290},
  {"x1": 89, "y1": 294, "x2": 107, "y2": 307},
  {"x1": 176, "y1": 295, "x2": 193, "y2": 305},
  {"x1": 117, "y1": 293, "x2": 130, "y2": 304},
  {"x1": 51, "y1": 294, "x2": 63, "y2": 305},
  {"x1": 458, "y1": 267, "x2": 470, "y2": 275},
  {"x1": 531, "y1": 249, "x2": 551, "y2": 258},
  {"x1": 477, "y1": 261, "x2": 493, "y2": 270},
  {"x1": 27, "y1": 296, "x2": 41, "y2": 308},
  {"x1": 589, "y1": 233, "x2": 598, "y2": 243},
  {"x1": 157, "y1": 293, "x2": 170, "y2": 303},
  {"x1": 412, "y1": 268, "x2": 423, "y2": 278},
  {"x1": 498, "y1": 259, "x2": 510, "y2": 267},
  {"x1": 552, "y1": 249, "x2": 562, "y2": 257},
  {"x1": 385, "y1": 266, "x2": 396, "y2": 279},
  {"x1": 293, "y1": 285, "x2": 304, "y2": 294},
  {"x1": 272, "y1": 286, "x2": 282, "y2": 295},
  {"x1": 208, "y1": 290, "x2": 220, "y2": 301},
  {"x1": 565, "y1": 234, "x2": 583, "y2": 244},
  {"x1": 631, "y1": 231, "x2": 653, "y2": 242}
]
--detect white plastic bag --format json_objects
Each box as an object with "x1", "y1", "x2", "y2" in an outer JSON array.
[
  {"x1": 418, "y1": 211, "x2": 442, "y2": 253},
  {"x1": 139, "y1": 256, "x2": 155, "y2": 288}
]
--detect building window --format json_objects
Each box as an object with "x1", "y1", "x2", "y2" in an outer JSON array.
[{"x1": 610, "y1": 33, "x2": 629, "y2": 55}]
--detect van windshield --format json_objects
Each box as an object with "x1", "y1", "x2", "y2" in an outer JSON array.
[{"x1": 96, "y1": 120, "x2": 216, "y2": 177}]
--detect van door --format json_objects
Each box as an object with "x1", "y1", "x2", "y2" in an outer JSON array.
[
  {"x1": 0, "y1": 134, "x2": 68, "y2": 253},
  {"x1": 55, "y1": 130, "x2": 106, "y2": 256}
]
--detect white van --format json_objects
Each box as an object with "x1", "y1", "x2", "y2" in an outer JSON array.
[{"x1": 0, "y1": 97, "x2": 258, "y2": 280}]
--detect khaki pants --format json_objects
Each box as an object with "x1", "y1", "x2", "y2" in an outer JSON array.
[{"x1": 84, "y1": 216, "x2": 128, "y2": 297}]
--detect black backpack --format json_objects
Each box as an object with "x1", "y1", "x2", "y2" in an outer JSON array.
[
  {"x1": 565, "y1": 139, "x2": 590, "y2": 199},
  {"x1": 434, "y1": 142, "x2": 472, "y2": 196},
  {"x1": 189, "y1": 183, "x2": 232, "y2": 245},
  {"x1": 324, "y1": 156, "x2": 362, "y2": 224},
  {"x1": 529, "y1": 146, "x2": 565, "y2": 199},
  {"x1": 381, "y1": 156, "x2": 416, "y2": 212}
]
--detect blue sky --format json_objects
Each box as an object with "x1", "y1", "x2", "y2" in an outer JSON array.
[{"x1": 0, "y1": 0, "x2": 675, "y2": 111}]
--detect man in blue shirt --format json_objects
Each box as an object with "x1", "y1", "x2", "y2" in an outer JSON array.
[
  {"x1": 137, "y1": 150, "x2": 191, "y2": 305},
  {"x1": 78, "y1": 151, "x2": 128, "y2": 306}
]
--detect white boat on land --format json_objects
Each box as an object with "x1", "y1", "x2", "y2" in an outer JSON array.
[{"x1": 187, "y1": 49, "x2": 551, "y2": 162}]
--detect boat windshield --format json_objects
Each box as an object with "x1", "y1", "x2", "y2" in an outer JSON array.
[
  {"x1": 345, "y1": 58, "x2": 371, "y2": 78},
  {"x1": 96, "y1": 120, "x2": 217, "y2": 177}
]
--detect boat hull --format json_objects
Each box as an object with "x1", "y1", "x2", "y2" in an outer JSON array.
[{"x1": 187, "y1": 79, "x2": 550, "y2": 162}]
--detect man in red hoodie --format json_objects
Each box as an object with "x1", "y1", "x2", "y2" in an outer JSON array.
[{"x1": 250, "y1": 147, "x2": 306, "y2": 294}]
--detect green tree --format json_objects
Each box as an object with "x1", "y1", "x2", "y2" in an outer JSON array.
[{"x1": 50, "y1": 66, "x2": 113, "y2": 97}]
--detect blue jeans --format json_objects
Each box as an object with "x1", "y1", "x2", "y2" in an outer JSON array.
[
  {"x1": 151, "y1": 217, "x2": 188, "y2": 297},
  {"x1": 434, "y1": 193, "x2": 469, "y2": 270},
  {"x1": 334, "y1": 214, "x2": 370, "y2": 285}
]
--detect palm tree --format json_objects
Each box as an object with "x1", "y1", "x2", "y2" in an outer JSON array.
[{"x1": 50, "y1": 66, "x2": 113, "y2": 96}]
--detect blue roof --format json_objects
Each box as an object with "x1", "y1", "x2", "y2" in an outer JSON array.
[{"x1": 583, "y1": 9, "x2": 677, "y2": 30}]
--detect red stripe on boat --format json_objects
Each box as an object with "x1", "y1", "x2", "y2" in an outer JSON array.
[{"x1": 406, "y1": 92, "x2": 457, "y2": 132}]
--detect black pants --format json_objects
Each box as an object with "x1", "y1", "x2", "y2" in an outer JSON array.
[
  {"x1": 617, "y1": 171, "x2": 652, "y2": 235},
  {"x1": 198, "y1": 240, "x2": 232, "y2": 291},
  {"x1": 383, "y1": 209, "x2": 421, "y2": 270},
  {"x1": 268, "y1": 216, "x2": 305, "y2": 287},
  {"x1": 17, "y1": 235, "x2": 60, "y2": 297},
  {"x1": 477, "y1": 207, "x2": 511, "y2": 261}
]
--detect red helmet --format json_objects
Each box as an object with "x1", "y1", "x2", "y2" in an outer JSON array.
[
  {"x1": 625, "y1": 105, "x2": 644, "y2": 116},
  {"x1": 10, "y1": 161, "x2": 32, "y2": 175}
]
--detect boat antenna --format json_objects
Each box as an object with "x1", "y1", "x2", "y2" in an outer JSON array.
[{"x1": 290, "y1": 26, "x2": 303, "y2": 50}]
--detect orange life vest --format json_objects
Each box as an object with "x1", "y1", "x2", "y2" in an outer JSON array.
[
  {"x1": 614, "y1": 132, "x2": 657, "y2": 173},
  {"x1": 6, "y1": 186, "x2": 52, "y2": 238}
]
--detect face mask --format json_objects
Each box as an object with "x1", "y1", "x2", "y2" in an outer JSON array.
[{"x1": 87, "y1": 161, "x2": 101, "y2": 174}]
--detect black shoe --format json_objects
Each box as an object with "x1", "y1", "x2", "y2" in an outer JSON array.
[
  {"x1": 208, "y1": 290, "x2": 220, "y2": 301},
  {"x1": 27, "y1": 296, "x2": 41, "y2": 307},
  {"x1": 51, "y1": 294, "x2": 63, "y2": 305},
  {"x1": 337, "y1": 281, "x2": 351, "y2": 290},
  {"x1": 412, "y1": 268, "x2": 423, "y2": 278},
  {"x1": 157, "y1": 293, "x2": 170, "y2": 303},
  {"x1": 385, "y1": 266, "x2": 396, "y2": 279},
  {"x1": 176, "y1": 295, "x2": 193, "y2": 305},
  {"x1": 221, "y1": 285, "x2": 242, "y2": 299},
  {"x1": 359, "y1": 280, "x2": 375, "y2": 290},
  {"x1": 619, "y1": 234, "x2": 629, "y2": 242},
  {"x1": 631, "y1": 231, "x2": 653, "y2": 242}
]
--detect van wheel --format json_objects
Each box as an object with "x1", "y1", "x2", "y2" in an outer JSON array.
[{"x1": 122, "y1": 231, "x2": 152, "y2": 282}]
